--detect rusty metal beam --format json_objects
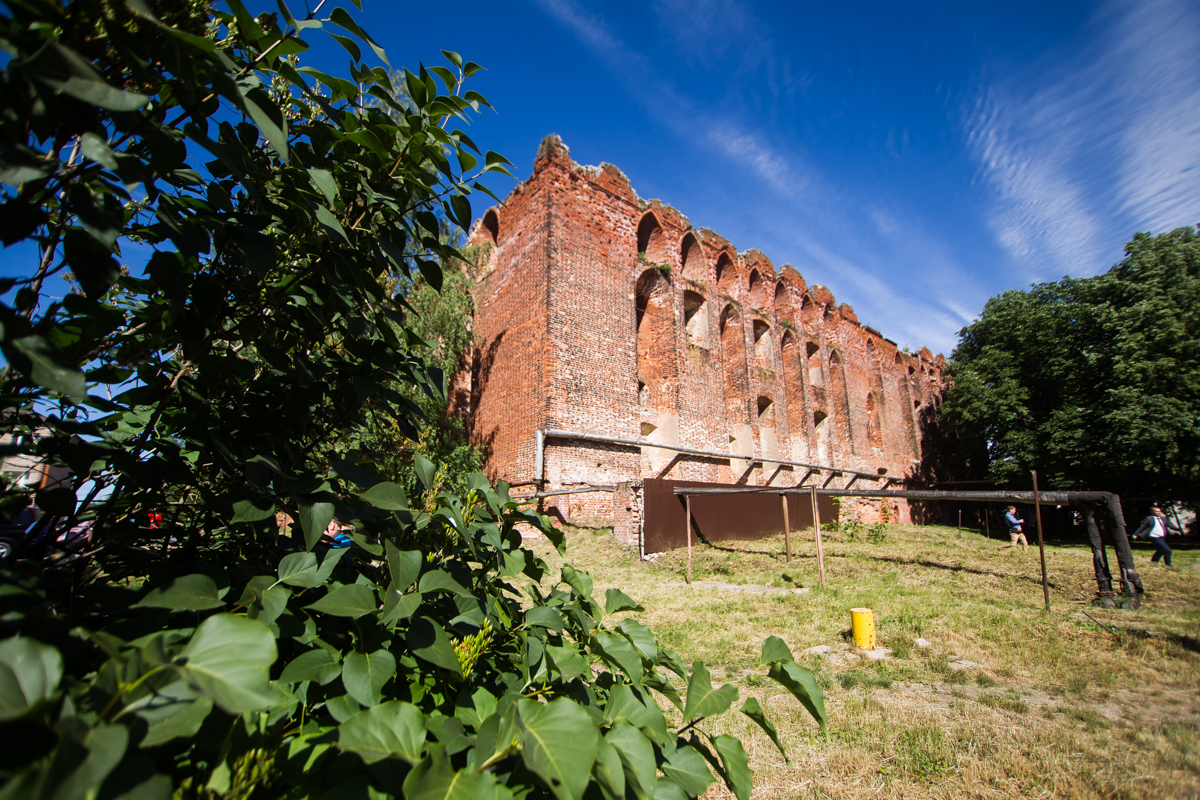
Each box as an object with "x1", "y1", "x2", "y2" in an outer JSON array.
[{"x1": 539, "y1": 429, "x2": 890, "y2": 483}]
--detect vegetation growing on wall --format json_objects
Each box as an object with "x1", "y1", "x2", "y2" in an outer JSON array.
[{"x1": 0, "y1": 2, "x2": 826, "y2": 799}]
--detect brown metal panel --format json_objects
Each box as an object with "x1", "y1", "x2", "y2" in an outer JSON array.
[{"x1": 643, "y1": 479, "x2": 839, "y2": 554}]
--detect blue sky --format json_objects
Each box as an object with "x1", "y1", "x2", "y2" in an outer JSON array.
[
  {"x1": 358, "y1": 0, "x2": 1200, "y2": 354},
  {"x1": 5, "y1": 0, "x2": 1198, "y2": 356}
]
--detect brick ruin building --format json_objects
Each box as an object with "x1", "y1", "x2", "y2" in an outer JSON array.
[{"x1": 458, "y1": 136, "x2": 947, "y2": 546}]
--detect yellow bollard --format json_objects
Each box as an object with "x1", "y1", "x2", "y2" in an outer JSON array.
[{"x1": 851, "y1": 608, "x2": 876, "y2": 650}]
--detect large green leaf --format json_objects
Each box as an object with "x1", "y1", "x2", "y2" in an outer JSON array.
[
  {"x1": 739, "y1": 697, "x2": 787, "y2": 762},
  {"x1": 616, "y1": 619, "x2": 657, "y2": 663},
  {"x1": 280, "y1": 648, "x2": 342, "y2": 685},
  {"x1": 767, "y1": 661, "x2": 828, "y2": 733},
  {"x1": 0, "y1": 637, "x2": 63, "y2": 721},
  {"x1": 525, "y1": 606, "x2": 563, "y2": 634},
  {"x1": 305, "y1": 584, "x2": 377, "y2": 618},
  {"x1": 56, "y1": 76, "x2": 150, "y2": 111},
  {"x1": 9, "y1": 336, "x2": 86, "y2": 401},
  {"x1": 603, "y1": 682, "x2": 667, "y2": 744},
  {"x1": 545, "y1": 644, "x2": 588, "y2": 682},
  {"x1": 176, "y1": 614, "x2": 278, "y2": 714},
  {"x1": 682, "y1": 661, "x2": 738, "y2": 722},
  {"x1": 711, "y1": 735, "x2": 751, "y2": 800},
  {"x1": 407, "y1": 617, "x2": 462, "y2": 674},
  {"x1": 605, "y1": 724, "x2": 656, "y2": 800},
  {"x1": 404, "y1": 744, "x2": 498, "y2": 800},
  {"x1": 337, "y1": 701, "x2": 425, "y2": 764},
  {"x1": 360, "y1": 481, "x2": 410, "y2": 511},
  {"x1": 418, "y1": 569, "x2": 473, "y2": 597},
  {"x1": 240, "y1": 86, "x2": 288, "y2": 163},
  {"x1": 385, "y1": 541, "x2": 422, "y2": 589},
  {"x1": 660, "y1": 739, "x2": 714, "y2": 797},
  {"x1": 759, "y1": 635, "x2": 794, "y2": 665},
  {"x1": 604, "y1": 588, "x2": 643, "y2": 614},
  {"x1": 592, "y1": 736, "x2": 625, "y2": 800},
  {"x1": 298, "y1": 498, "x2": 335, "y2": 551},
  {"x1": 517, "y1": 698, "x2": 599, "y2": 800},
  {"x1": 136, "y1": 574, "x2": 224, "y2": 611},
  {"x1": 591, "y1": 632, "x2": 643, "y2": 685},
  {"x1": 380, "y1": 588, "x2": 423, "y2": 627},
  {"x1": 278, "y1": 547, "x2": 347, "y2": 588},
  {"x1": 11, "y1": 721, "x2": 130, "y2": 800},
  {"x1": 342, "y1": 649, "x2": 396, "y2": 706},
  {"x1": 130, "y1": 681, "x2": 214, "y2": 747}
]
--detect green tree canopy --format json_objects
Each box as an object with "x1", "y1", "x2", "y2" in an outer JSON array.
[{"x1": 943, "y1": 227, "x2": 1200, "y2": 501}]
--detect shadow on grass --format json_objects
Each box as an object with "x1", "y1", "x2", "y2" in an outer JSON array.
[{"x1": 686, "y1": 539, "x2": 1064, "y2": 590}]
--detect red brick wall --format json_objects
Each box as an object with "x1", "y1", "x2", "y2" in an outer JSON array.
[{"x1": 463, "y1": 135, "x2": 946, "y2": 533}]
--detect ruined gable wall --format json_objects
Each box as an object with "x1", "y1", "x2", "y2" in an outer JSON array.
[
  {"x1": 462, "y1": 156, "x2": 554, "y2": 484},
  {"x1": 465, "y1": 136, "x2": 947, "y2": 527}
]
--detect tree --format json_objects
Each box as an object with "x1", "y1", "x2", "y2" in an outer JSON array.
[
  {"x1": 0, "y1": 2, "x2": 826, "y2": 799},
  {"x1": 942, "y1": 227, "x2": 1200, "y2": 501},
  {"x1": 346, "y1": 244, "x2": 487, "y2": 503}
]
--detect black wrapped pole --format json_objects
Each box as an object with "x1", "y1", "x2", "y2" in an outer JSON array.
[
  {"x1": 1084, "y1": 505, "x2": 1114, "y2": 605},
  {"x1": 1105, "y1": 493, "x2": 1143, "y2": 606}
]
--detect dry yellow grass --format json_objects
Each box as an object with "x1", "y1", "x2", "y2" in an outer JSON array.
[{"x1": 527, "y1": 522, "x2": 1200, "y2": 799}]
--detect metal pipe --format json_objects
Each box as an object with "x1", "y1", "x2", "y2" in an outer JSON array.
[
  {"x1": 671, "y1": 487, "x2": 1128, "y2": 504},
  {"x1": 534, "y1": 429, "x2": 545, "y2": 489},
  {"x1": 1031, "y1": 470, "x2": 1050, "y2": 611},
  {"x1": 539, "y1": 429, "x2": 890, "y2": 483},
  {"x1": 671, "y1": 485, "x2": 1142, "y2": 601},
  {"x1": 521, "y1": 485, "x2": 615, "y2": 499}
]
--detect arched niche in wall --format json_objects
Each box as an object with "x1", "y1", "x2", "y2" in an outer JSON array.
[
  {"x1": 752, "y1": 319, "x2": 772, "y2": 373},
  {"x1": 866, "y1": 391, "x2": 884, "y2": 450},
  {"x1": 774, "y1": 281, "x2": 792, "y2": 323},
  {"x1": 719, "y1": 304, "x2": 753, "y2": 473},
  {"x1": 680, "y1": 231, "x2": 705, "y2": 282},
  {"x1": 896, "y1": 352, "x2": 919, "y2": 456},
  {"x1": 806, "y1": 341, "x2": 824, "y2": 388},
  {"x1": 715, "y1": 252, "x2": 737, "y2": 297},
  {"x1": 828, "y1": 350, "x2": 854, "y2": 454},
  {"x1": 757, "y1": 395, "x2": 780, "y2": 470},
  {"x1": 813, "y1": 410, "x2": 832, "y2": 465},
  {"x1": 800, "y1": 293, "x2": 821, "y2": 328},
  {"x1": 637, "y1": 212, "x2": 670, "y2": 265},
  {"x1": 747, "y1": 270, "x2": 768, "y2": 309},
  {"x1": 481, "y1": 209, "x2": 499, "y2": 245},
  {"x1": 636, "y1": 268, "x2": 679, "y2": 471},
  {"x1": 780, "y1": 332, "x2": 805, "y2": 426},
  {"x1": 635, "y1": 268, "x2": 678, "y2": 416},
  {"x1": 683, "y1": 290, "x2": 709, "y2": 348}
]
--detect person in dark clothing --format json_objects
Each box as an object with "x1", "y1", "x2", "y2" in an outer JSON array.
[{"x1": 1131, "y1": 506, "x2": 1182, "y2": 566}]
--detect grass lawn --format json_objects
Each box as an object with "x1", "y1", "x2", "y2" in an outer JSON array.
[{"x1": 527, "y1": 521, "x2": 1200, "y2": 799}]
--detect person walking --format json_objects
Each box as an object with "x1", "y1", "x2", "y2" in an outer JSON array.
[
  {"x1": 998, "y1": 505, "x2": 1028, "y2": 553},
  {"x1": 1132, "y1": 505, "x2": 1181, "y2": 567}
]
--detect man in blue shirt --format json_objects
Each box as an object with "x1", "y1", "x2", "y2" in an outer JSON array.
[{"x1": 998, "y1": 505, "x2": 1028, "y2": 553}]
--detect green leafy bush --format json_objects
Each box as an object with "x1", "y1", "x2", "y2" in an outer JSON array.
[{"x1": 0, "y1": 2, "x2": 828, "y2": 799}]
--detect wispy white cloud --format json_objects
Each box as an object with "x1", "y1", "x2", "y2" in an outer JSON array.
[
  {"x1": 967, "y1": 0, "x2": 1200, "y2": 281},
  {"x1": 530, "y1": 0, "x2": 805, "y2": 199},
  {"x1": 528, "y1": 0, "x2": 981, "y2": 354}
]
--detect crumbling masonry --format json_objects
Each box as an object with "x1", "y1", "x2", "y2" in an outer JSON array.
[{"x1": 458, "y1": 136, "x2": 946, "y2": 545}]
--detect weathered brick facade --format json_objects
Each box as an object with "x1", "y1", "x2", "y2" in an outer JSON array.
[{"x1": 462, "y1": 136, "x2": 946, "y2": 543}]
